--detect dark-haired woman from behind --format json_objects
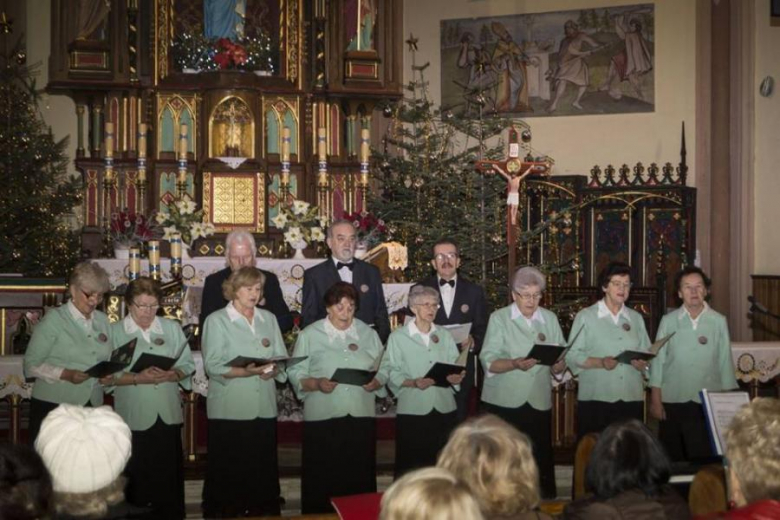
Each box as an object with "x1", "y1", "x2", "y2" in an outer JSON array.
[
  {"x1": 564, "y1": 419, "x2": 690, "y2": 520},
  {"x1": 0, "y1": 442, "x2": 54, "y2": 520}
]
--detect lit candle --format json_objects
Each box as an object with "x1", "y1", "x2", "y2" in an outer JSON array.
[
  {"x1": 318, "y1": 127, "x2": 327, "y2": 160},
  {"x1": 128, "y1": 247, "x2": 141, "y2": 281},
  {"x1": 281, "y1": 127, "x2": 290, "y2": 162},
  {"x1": 360, "y1": 128, "x2": 370, "y2": 164},
  {"x1": 147, "y1": 240, "x2": 160, "y2": 280},
  {"x1": 138, "y1": 123, "x2": 147, "y2": 158},
  {"x1": 105, "y1": 122, "x2": 114, "y2": 158},
  {"x1": 170, "y1": 233, "x2": 182, "y2": 275},
  {"x1": 179, "y1": 123, "x2": 188, "y2": 159}
]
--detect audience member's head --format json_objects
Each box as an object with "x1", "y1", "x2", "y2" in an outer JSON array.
[
  {"x1": 0, "y1": 442, "x2": 54, "y2": 520},
  {"x1": 379, "y1": 467, "x2": 483, "y2": 520},
  {"x1": 724, "y1": 397, "x2": 780, "y2": 507},
  {"x1": 35, "y1": 404, "x2": 132, "y2": 519},
  {"x1": 437, "y1": 414, "x2": 541, "y2": 517},
  {"x1": 585, "y1": 419, "x2": 671, "y2": 499}
]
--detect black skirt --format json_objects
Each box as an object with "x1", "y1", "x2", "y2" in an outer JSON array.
[
  {"x1": 576, "y1": 400, "x2": 644, "y2": 438},
  {"x1": 301, "y1": 416, "x2": 376, "y2": 514},
  {"x1": 481, "y1": 402, "x2": 557, "y2": 499},
  {"x1": 28, "y1": 397, "x2": 91, "y2": 445},
  {"x1": 201, "y1": 417, "x2": 281, "y2": 518},
  {"x1": 124, "y1": 417, "x2": 185, "y2": 519},
  {"x1": 395, "y1": 410, "x2": 457, "y2": 479}
]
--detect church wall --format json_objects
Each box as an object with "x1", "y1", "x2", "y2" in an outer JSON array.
[
  {"x1": 753, "y1": 1, "x2": 780, "y2": 275},
  {"x1": 402, "y1": 0, "x2": 698, "y2": 180},
  {"x1": 26, "y1": 0, "x2": 79, "y2": 183}
]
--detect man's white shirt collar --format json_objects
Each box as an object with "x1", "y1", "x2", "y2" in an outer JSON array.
[
  {"x1": 324, "y1": 317, "x2": 360, "y2": 343},
  {"x1": 511, "y1": 304, "x2": 545, "y2": 327},
  {"x1": 123, "y1": 315, "x2": 163, "y2": 342},
  {"x1": 67, "y1": 300, "x2": 93, "y2": 329},
  {"x1": 679, "y1": 301, "x2": 709, "y2": 330},
  {"x1": 408, "y1": 318, "x2": 437, "y2": 346},
  {"x1": 597, "y1": 299, "x2": 630, "y2": 325}
]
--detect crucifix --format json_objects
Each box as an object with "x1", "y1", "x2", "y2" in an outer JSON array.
[{"x1": 475, "y1": 125, "x2": 552, "y2": 281}]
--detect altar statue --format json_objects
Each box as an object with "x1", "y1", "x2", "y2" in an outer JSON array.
[{"x1": 204, "y1": 0, "x2": 246, "y2": 41}]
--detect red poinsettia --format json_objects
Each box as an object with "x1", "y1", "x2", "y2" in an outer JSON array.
[
  {"x1": 342, "y1": 211, "x2": 387, "y2": 248},
  {"x1": 110, "y1": 210, "x2": 157, "y2": 246},
  {"x1": 214, "y1": 38, "x2": 248, "y2": 69}
]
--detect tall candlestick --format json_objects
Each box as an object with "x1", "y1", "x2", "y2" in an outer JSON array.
[
  {"x1": 179, "y1": 123, "x2": 188, "y2": 159},
  {"x1": 359, "y1": 128, "x2": 370, "y2": 188},
  {"x1": 170, "y1": 234, "x2": 182, "y2": 278},
  {"x1": 138, "y1": 123, "x2": 147, "y2": 158},
  {"x1": 281, "y1": 127, "x2": 291, "y2": 162},
  {"x1": 147, "y1": 240, "x2": 160, "y2": 281},
  {"x1": 360, "y1": 128, "x2": 370, "y2": 164},
  {"x1": 128, "y1": 248, "x2": 141, "y2": 281},
  {"x1": 105, "y1": 122, "x2": 114, "y2": 158}
]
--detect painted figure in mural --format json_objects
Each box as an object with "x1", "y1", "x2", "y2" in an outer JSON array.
[
  {"x1": 204, "y1": 0, "x2": 246, "y2": 41},
  {"x1": 346, "y1": 0, "x2": 376, "y2": 51},
  {"x1": 456, "y1": 33, "x2": 498, "y2": 113},
  {"x1": 491, "y1": 22, "x2": 533, "y2": 113},
  {"x1": 600, "y1": 14, "x2": 653, "y2": 101},
  {"x1": 547, "y1": 20, "x2": 602, "y2": 112}
]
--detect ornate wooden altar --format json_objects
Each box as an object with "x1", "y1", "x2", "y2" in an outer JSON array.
[
  {"x1": 517, "y1": 160, "x2": 696, "y2": 334},
  {"x1": 46, "y1": 0, "x2": 403, "y2": 257}
]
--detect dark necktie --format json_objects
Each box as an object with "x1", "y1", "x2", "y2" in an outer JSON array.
[
  {"x1": 439, "y1": 279, "x2": 455, "y2": 287},
  {"x1": 337, "y1": 261, "x2": 354, "y2": 271}
]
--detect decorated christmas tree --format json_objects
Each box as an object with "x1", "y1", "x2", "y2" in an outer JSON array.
[
  {"x1": 0, "y1": 38, "x2": 82, "y2": 276},
  {"x1": 370, "y1": 41, "x2": 517, "y2": 304}
]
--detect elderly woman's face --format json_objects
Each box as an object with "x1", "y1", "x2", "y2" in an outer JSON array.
[
  {"x1": 603, "y1": 274, "x2": 631, "y2": 306},
  {"x1": 128, "y1": 293, "x2": 159, "y2": 330},
  {"x1": 412, "y1": 297, "x2": 440, "y2": 324},
  {"x1": 326, "y1": 296, "x2": 356, "y2": 328},
  {"x1": 512, "y1": 285, "x2": 542, "y2": 318},
  {"x1": 70, "y1": 284, "x2": 104, "y2": 318},
  {"x1": 234, "y1": 282, "x2": 262, "y2": 312}
]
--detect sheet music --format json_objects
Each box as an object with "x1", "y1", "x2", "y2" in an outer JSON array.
[
  {"x1": 701, "y1": 389, "x2": 750, "y2": 455},
  {"x1": 442, "y1": 323, "x2": 472, "y2": 345}
]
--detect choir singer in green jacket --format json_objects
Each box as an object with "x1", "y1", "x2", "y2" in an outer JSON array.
[{"x1": 480, "y1": 266, "x2": 566, "y2": 499}]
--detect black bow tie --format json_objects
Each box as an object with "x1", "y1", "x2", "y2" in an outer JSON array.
[
  {"x1": 337, "y1": 261, "x2": 355, "y2": 271},
  {"x1": 439, "y1": 279, "x2": 455, "y2": 287}
]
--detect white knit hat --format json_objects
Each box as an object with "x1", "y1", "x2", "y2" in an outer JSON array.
[{"x1": 35, "y1": 404, "x2": 132, "y2": 494}]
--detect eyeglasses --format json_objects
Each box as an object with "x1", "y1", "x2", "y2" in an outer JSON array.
[
  {"x1": 434, "y1": 253, "x2": 459, "y2": 261},
  {"x1": 80, "y1": 289, "x2": 104, "y2": 302},
  {"x1": 609, "y1": 281, "x2": 633, "y2": 290},
  {"x1": 132, "y1": 302, "x2": 160, "y2": 311},
  {"x1": 416, "y1": 302, "x2": 441, "y2": 310},
  {"x1": 515, "y1": 292, "x2": 543, "y2": 301}
]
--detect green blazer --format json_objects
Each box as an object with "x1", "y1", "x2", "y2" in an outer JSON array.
[
  {"x1": 480, "y1": 305, "x2": 565, "y2": 410},
  {"x1": 379, "y1": 322, "x2": 458, "y2": 416},
  {"x1": 111, "y1": 317, "x2": 195, "y2": 430},
  {"x1": 648, "y1": 306, "x2": 737, "y2": 403},
  {"x1": 288, "y1": 318, "x2": 384, "y2": 421},
  {"x1": 566, "y1": 301, "x2": 651, "y2": 403},
  {"x1": 202, "y1": 307, "x2": 288, "y2": 420},
  {"x1": 23, "y1": 305, "x2": 113, "y2": 407}
]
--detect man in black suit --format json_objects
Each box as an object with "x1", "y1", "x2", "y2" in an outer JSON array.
[
  {"x1": 414, "y1": 238, "x2": 489, "y2": 421},
  {"x1": 301, "y1": 219, "x2": 391, "y2": 343},
  {"x1": 199, "y1": 230, "x2": 293, "y2": 332}
]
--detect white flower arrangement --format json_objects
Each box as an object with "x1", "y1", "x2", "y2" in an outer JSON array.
[
  {"x1": 271, "y1": 200, "x2": 327, "y2": 248},
  {"x1": 155, "y1": 198, "x2": 216, "y2": 246}
]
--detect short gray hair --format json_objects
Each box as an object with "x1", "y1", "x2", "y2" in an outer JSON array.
[
  {"x1": 327, "y1": 219, "x2": 355, "y2": 239},
  {"x1": 69, "y1": 262, "x2": 110, "y2": 294},
  {"x1": 511, "y1": 267, "x2": 546, "y2": 293},
  {"x1": 224, "y1": 230, "x2": 256, "y2": 261},
  {"x1": 409, "y1": 285, "x2": 440, "y2": 307}
]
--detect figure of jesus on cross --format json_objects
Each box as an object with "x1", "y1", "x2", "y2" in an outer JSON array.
[{"x1": 476, "y1": 125, "x2": 552, "y2": 278}]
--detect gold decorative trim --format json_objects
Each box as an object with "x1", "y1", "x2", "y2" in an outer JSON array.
[
  {"x1": 261, "y1": 96, "x2": 300, "y2": 157},
  {"x1": 155, "y1": 93, "x2": 199, "y2": 159},
  {"x1": 208, "y1": 95, "x2": 256, "y2": 159},
  {"x1": 202, "y1": 171, "x2": 265, "y2": 233}
]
